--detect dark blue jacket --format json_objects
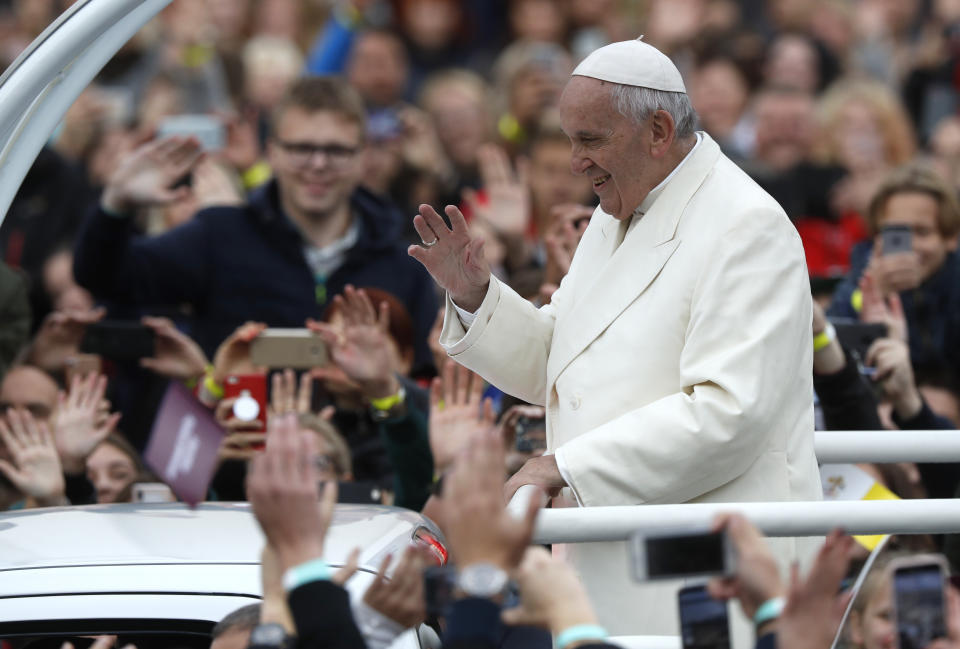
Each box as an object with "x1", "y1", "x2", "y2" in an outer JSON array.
[
  {"x1": 73, "y1": 182, "x2": 438, "y2": 371},
  {"x1": 827, "y1": 241, "x2": 960, "y2": 374}
]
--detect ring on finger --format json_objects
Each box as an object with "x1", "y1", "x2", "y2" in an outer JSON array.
[{"x1": 420, "y1": 237, "x2": 439, "y2": 248}]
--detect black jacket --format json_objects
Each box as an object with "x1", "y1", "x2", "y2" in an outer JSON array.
[
  {"x1": 288, "y1": 579, "x2": 367, "y2": 649},
  {"x1": 73, "y1": 182, "x2": 438, "y2": 371}
]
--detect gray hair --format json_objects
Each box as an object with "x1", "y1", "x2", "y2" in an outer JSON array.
[
  {"x1": 212, "y1": 603, "x2": 261, "y2": 637},
  {"x1": 608, "y1": 84, "x2": 698, "y2": 139}
]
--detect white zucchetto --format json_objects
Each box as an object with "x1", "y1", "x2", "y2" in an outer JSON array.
[{"x1": 572, "y1": 36, "x2": 686, "y2": 93}]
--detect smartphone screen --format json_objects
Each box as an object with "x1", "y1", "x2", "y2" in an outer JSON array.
[
  {"x1": 515, "y1": 415, "x2": 546, "y2": 453},
  {"x1": 79, "y1": 321, "x2": 155, "y2": 362},
  {"x1": 678, "y1": 585, "x2": 730, "y2": 649},
  {"x1": 636, "y1": 531, "x2": 729, "y2": 580},
  {"x1": 894, "y1": 564, "x2": 947, "y2": 649},
  {"x1": 156, "y1": 114, "x2": 226, "y2": 151},
  {"x1": 882, "y1": 224, "x2": 912, "y2": 256}
]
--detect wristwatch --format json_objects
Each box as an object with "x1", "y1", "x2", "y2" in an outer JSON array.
[
  {"x1": 248, "y1": 623, "x2": 291, "y2": 649},
  {"x1": 457, "y1": 562, "x2": 510, "y2": 598}
]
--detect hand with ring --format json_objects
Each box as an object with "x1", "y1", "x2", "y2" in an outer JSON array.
[{"x1": 407, "y1": 204, "x2": 492, "y2": 312}]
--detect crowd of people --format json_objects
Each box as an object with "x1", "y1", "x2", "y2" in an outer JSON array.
[{"x1": 2, "y1": 0, "x2": 960, "y2": 646}]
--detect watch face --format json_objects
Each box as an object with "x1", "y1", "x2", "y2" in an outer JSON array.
[
  {"x1": 251, "y1": 623, "x2": 287, "y2": 646},
  {"x1": 459, "y1": 563, "x2": 509, "y2": 597}
]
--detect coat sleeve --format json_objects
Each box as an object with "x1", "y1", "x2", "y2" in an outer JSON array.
[
  {"x1": 288, "y1": 580, "x2": 368, "y2": 649},
  {"x1": 556, "y1": 212, "x2": 814, "y2": 506},
  {"x1": 438, "y1": 278, "x2": 559, "y2": 406},
  {"x1": 73, "y1": 205, "x2": 211, "y2": 307}
]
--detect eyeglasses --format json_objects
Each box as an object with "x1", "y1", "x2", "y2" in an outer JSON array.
[{"x1": 274, "y1": 139, "x2": 359, "y2": 167}]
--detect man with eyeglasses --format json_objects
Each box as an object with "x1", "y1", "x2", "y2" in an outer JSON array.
[{"x1": 73, "y1": 77, "x2": 438, "y2": 377}]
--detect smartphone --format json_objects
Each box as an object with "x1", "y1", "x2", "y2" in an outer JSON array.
[
  {"x1": 424, "y1": 565, "x2": 457, "y2": 618},
  {"x1": 367, "y1": 109, "x2": 403, "y2": 141},
  {"x1": 630, "y1": 527, "x2": 735, "y2": 582},
  {"x1": 79, "y1": 320, "x2": 155, "y2": 362},
  {"x1": 156, "y1": 114, "x2": 226, "y2": 151},
  {"x1": 335, "y1": 480, "x2": 383, "y2": 505},
  {"x1": 882, "y1": 224, "x2": 913, "y2": 256},
  {"x1": 515, "y1": 415, "x2": 547, "y2": 453},
  {"x1": 831, "y1": 319, "x2": 888, "y2": 363},
  {"x1": 891, "y1": 555, "x2": 949, "y2": 649},
  {"x1": 678, "y1": 584, "x2": 731, "y2": 649},
  {"x1": 249, "y1": 329, "x2": 329, "y2": 369},
  {"x1": 223, "y1": 374, "x2": 268, "y2": 433},
  {"x1": 132, "y1": 482, "x2": 175, "y2": 503}
]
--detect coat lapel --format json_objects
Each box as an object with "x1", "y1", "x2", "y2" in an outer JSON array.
[{"x1": 546, "y1": 135, "x2": 722, "y2": 387}]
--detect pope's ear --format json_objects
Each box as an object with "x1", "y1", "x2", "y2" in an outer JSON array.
[{"x1": 649, "y1": 109, "x2": 675, "y2": 157}]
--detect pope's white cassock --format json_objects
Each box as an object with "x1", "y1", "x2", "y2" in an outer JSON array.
[{"x1": 439, "y1": 39, "x2": 822, "y2": 640}]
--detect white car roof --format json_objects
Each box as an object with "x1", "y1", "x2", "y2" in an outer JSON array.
[
  {"x1": 0, "y1": 503, "x2": 442, "y2": 632},
  {"x1": 0, "y1": 502, "x2": 441, "y2": 570}
]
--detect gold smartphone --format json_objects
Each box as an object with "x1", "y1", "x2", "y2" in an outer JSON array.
[{"x1": 249, "y1": 328, "x2": 329, "y2": 369}]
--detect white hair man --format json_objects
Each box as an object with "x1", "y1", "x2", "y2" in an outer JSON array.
[{"x1": 409, "y1": 38, "x2": 822, "y2": 639}]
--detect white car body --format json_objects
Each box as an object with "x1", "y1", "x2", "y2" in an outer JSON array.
[{"x1": 0, "y1": 503, "x2": 444, "y2": 646}]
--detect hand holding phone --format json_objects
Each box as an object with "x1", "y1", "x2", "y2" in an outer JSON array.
[
  {"x1": 224, "y1": 374, "x2": 268, "y2": 433},
  {"x1": 80, "y1": 320, "x2": 155, "y2": 362},
  {"x1": 881, "y1": 225, "x2": 913, "y2": 256},
  {"x1": 250, "y1": 329, "x2": 329, "y2": 369}
]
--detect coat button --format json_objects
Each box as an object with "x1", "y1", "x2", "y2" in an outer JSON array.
[{"x1": 569, "y1": 394, "x2": 581, "y2": 410}]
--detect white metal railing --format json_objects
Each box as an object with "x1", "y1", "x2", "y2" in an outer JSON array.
[
  {"x1": 0, "y1": 0, "x2": 172, "y2": 227},
  {"x1": 814, "y1": 430, "x2": 960, "y2": 463},
  {"x1": 507, "y1": 487, "x2": 960, "y2": 543}
]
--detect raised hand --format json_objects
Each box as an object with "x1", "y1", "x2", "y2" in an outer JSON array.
[
  {"x1": 140, "y1": 316, "x2": 210, "y2": 382},
  {"x1": 191, "y1": 157, "x2": 245, "y2": 209},
  {"x1": 307, "y1": 286, "x2": 398, "y2": 399},
  {"x1": 215, "y1": 397, "x2": 266, "y2": 462},
  {"x1": 463, "y1": 144, "x2": 531, "y2": 237},
  {"x1": 270, "y1": 368, "x2": 314, "y2": 415},
  {"x1": 408, "y1": 204, "x2": 491, "y2": 313},
  {"x1": 219, "y1": 109, "x2": 262, "y2": 173},
  {"x1": 777, "y1": 529, "x2": 854, "y2": 649},
  {"x1": 25, "y1": 307, "x2": 105, "y2": 374},
  {"x1": 543, "y1": 204, "x2": 592, "y2": 279},
  {"x1": 501, "y1": 546, "x2": 598, "y2": 633},
  {"x1": 101, "y1": 136, "x2": 203, "y2": 214},
  {"x1": 53, "y1": 373, "x2": 121, "y2": 474},
  {"x1": 246, "y1": 412, "x2": 336, "y2": 571},
  {"x1": 212, "y1": 321, "x2": 268, "y2": 385},
  {"x1": 0, "y1": 409, "x2": 67, "y2": 506},
  {"x1": 430, "y1": 360, "x2": 493, "y2": 474},
  {"x1": 363, "y1": 547, "x2": 429, "y2": 628},
  {"x1": 859, "y1": 272, "x2": 908, "y2": 343},
  {"x1": 442, "y1": 427, "x2": 540, "y2": 571},
  {"x1": 707, "y1": 513, "x2": 784, "y2": 620}
]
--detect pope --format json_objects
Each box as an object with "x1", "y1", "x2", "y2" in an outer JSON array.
[{"x1": 408, "y1": 38, "x2": 822, "y2": 638}]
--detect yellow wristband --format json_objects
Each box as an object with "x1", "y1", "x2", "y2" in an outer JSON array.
[
  {"x1": 241, "y1": 160, "x2": 272, "y2": 190},
  {"x1": 203, "y1": 372, "x2": 225, "y2": 400},
  {"x1": 813, "y1": 322, "x2": 836, "y2": 352},
  {"x1": 370, "y1": 389, "x2": 403, "y2": 411},
  {"x1": 851, "y1": 289, "x2": 863, "y2": 314}
]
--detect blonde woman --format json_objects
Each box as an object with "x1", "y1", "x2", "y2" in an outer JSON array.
[{"x1": 813, "y1": 79, "x2": 917, "y2": 216}]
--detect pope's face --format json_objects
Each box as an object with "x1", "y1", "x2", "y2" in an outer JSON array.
[{"x1": 559, "y1": 76, "x2": 652, "y2": 220}]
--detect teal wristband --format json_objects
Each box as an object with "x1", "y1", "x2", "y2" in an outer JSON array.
[
  {"x1": 753, "y1": 596, "x2": 785, "y2": 627},
  {"x1": 555, "y1": 624, "x2": 608, "y2": 649},
  {"x1": 282, "y1": 557, "x2": 332, "y2": 592}
]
